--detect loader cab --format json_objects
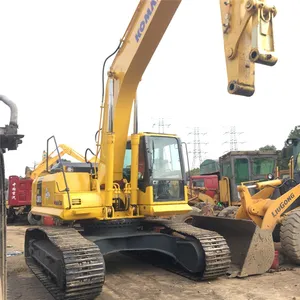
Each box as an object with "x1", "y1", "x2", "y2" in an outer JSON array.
[
  {"x1": 219, "y1": 151, "x2": 277, "y2": 205},
  {"x1": 123, "y1": 134, "x2": 186, "y2": 202}
]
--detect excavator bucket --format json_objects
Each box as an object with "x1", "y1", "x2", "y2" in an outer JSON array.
[{"x1": 191, "y1": 215, "x2": 275, "y2": 277}]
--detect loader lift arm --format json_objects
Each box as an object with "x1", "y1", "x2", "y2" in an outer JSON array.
[{"x1": 236, "y1": 180, "x2": 300, "y2": 231}]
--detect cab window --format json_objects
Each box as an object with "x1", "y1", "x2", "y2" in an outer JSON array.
[{"x1": 234, "y1": 158, "x2": 249, "y2": 184}]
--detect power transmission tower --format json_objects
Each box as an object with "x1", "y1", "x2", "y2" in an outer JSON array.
[
  {"x1": 223, "y1": 126, "x2": 245, "y2": 152},
  {"x1": 187, "y1": 127, "x2": 208, "y2": 169},
  {"x1": 152, "y1": 118, "x2": 171, "y2": 133}
]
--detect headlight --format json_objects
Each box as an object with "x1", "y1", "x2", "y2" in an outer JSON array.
[
  {"x1": 267, "y1": 173, "x2": 274, "y2": 180},
  {"x1": 286, "y1": 139, "x2": 294, "y2": 146}
]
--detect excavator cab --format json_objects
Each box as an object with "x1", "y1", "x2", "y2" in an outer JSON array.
[{"x1": 124, "y1": 133, "x2": 191, "y2": 216}]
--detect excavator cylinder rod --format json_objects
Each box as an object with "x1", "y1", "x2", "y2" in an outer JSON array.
[{"x1": 191, "y1": 215, "x2": 275, "y2": 277}]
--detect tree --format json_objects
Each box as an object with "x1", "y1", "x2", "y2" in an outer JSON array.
[
  {"x1": 288, "y1": 126, "x2": 300, "y2": 139},
  {"x1": 259, "y1": 145, "x2": 276, "y2": 151},
  {"x1": 278, "y1": 126, "x2": 300, "y2": 170},
  {"x1": 185, "y1": 168, "x2": 200, "y2": 179},
  {"x1": 190, "y1": 168, "x2": 200, "y2": 176}
]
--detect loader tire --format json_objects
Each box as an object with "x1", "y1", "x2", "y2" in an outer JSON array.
[
  {"x1": 280, "y1": 209, "x2": 300, "y2": 264},
  {"x1": 217, "y1": 206, "x2": 238, "y2": 219},
  {"x1": 27, "y1": 211, "x2": 42, "y2": 226}
]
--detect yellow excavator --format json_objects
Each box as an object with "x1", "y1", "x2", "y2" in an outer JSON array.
[{"x1": 24, "y1": 1, "x2": 277, "y2": 299}]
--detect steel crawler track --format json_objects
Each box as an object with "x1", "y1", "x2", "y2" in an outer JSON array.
[
  {"x1": 132, "y1": 219, "x2": 231, "y2": 281},
  {"x1": 25, "y1": 227, "x2": 105, "y2": 300}
]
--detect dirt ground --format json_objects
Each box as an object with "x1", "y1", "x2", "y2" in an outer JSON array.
[{"x1": 5, "y1": 225, "x2": 300, "y2": 300}]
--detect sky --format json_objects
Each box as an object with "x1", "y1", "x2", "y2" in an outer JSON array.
[{"x1": 0, "y1": 0, "x2": 299, "y2": 176}]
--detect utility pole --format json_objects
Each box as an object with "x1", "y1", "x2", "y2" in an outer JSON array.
[
  {"x1": 187, "y1": 127, "x2": 208, "y2": 169},
  {"x1": 152, "y1": 117, "x2": 171, "y2": 133},
  {"x1": 223, "y1": 126, "x2": 245, "y2": 152}
]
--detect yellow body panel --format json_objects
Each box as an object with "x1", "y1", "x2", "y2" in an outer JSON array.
[
  {"x1": 219, "y1": 177, "x2": 231, "y2": 205},
  {"x1": 31, "y1": 160, "x2": 191, "y2": 220}
]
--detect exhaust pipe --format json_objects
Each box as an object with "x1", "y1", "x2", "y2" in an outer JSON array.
[
  {"x1": 0, "y1": 96, "x2": 23, "y2": 151},
  {"x1": 0, "y1": 95, "x2": 18, "y2": 127}
]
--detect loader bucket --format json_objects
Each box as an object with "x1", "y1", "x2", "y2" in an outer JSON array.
[{"x1": 191, "y1": 215, "x2": 275, "y2": 278}]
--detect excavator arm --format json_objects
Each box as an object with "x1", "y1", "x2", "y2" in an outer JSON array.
[{"x1": 220, "y1": 0, "x2": 277, "y2": 96}]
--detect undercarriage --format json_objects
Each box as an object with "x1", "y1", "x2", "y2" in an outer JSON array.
[{"x1": 25, "y1": 218, "x2": 231, "y2": 300}]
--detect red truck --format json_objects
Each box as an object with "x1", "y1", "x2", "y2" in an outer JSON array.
[
  {"x1": 188, "y1": 175, "x2": 219, "y2": 200},
  {"x1": 7, "y1": 176, "x2": 33, "y2": 223}
]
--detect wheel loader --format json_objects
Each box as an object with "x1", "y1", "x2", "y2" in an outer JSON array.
[
  {"x1": 190, "y1": 137, "x2": 300, "y2": 270},
  {"x1": 182, "y1": 150, "x2": 279, "y2": 222},
  {"x1": 24, "y1": 1, "x2": 278, "y2": 299},
  {"x1": 0, "y1": 95, "x2": 24, "y2": 300}
]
